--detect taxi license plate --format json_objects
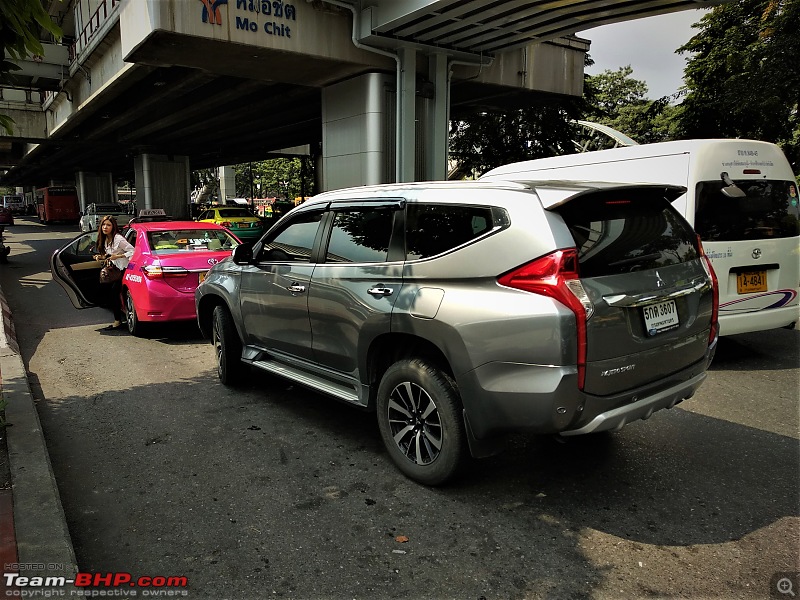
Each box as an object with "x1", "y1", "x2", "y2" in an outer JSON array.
[
  {"x1": 642, "y1": 300, "x2": 679, "y2": 336},
  {"x1": 199, "y1": 270, "x2": 208, "y2": 283},
  {"x1": 736, "y1": 270, "x2": 767, "y2": 294}
]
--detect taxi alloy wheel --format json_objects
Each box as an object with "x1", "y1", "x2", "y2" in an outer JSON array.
[{"x1": 125, "y1": 291, "x2": 144, "y2": 337}]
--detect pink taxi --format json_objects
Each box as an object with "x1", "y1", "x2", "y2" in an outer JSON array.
[{"x1": 51, "y1": 218, "x2": 241, "y2": 336}]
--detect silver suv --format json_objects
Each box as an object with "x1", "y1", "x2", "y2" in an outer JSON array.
[{"x1": 196, "y1": 180, "x2": 718, "y2": 485}]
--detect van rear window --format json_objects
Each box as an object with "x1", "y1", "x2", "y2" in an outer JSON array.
[
  {"x1": 556, "y1": 190, "x2": 699, "y2": 278},
  {"x1": 694, "y1": 180, "x2": 800, "y2": 241}
]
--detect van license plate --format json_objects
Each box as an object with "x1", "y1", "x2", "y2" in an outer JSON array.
[
  {"x1": 642, "y1": 300, "x2": 679, "y2": 335},
  {"x1": 736, "y1": 271, "x2": 767, "y2": 294}
]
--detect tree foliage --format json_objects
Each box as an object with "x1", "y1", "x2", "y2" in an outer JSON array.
[
  {"x1": 678, "y1": 0, "x2": 800, "y2": 173},
  {"x1": 0, "y1": 0, "x2": 63, "y2": 134},
  {"x1": 584, "y1": 66, "x2": 681, "y2": 145},
  {"x1": 233, "y1": 157, "x2": 315, "y2": 200},
  {"x1": 448, "y1": 100, "x2": 582, "y2": 177}
]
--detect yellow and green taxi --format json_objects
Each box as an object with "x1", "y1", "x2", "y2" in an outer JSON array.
[{"x1": 196, "y1": 206, "x2": 265, "y2": 242}]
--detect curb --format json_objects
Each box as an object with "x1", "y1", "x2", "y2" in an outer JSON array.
[{"x1": 0, "y1": 282, "x2": 78, "y2": 579}]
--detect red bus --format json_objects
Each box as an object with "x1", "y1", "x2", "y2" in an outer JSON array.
[{"x1": 36, "y1": 186, "x2": 80, "y2": 224}]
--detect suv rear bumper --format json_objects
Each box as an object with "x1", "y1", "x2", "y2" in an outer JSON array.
[
  {"x1": 460, "y1": 339, "x2": 716, "y2": 441},
  {"x1": 560, "y1": 371, "x2": 706, "y2": 436}
]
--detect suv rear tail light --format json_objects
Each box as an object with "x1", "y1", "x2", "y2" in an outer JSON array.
[
  {"x1": 697, "y1": 236, "x2": 719, "y2": 344},
  {"x1": 498, "y1": 249, "x2": 593, "y2": 389},
  {"x1": 142, "y1": 265, "x2": 190, "y2": 279}
]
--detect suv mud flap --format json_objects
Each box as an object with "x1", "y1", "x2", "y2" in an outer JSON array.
[{"x1": 463, "y1": 410, "x2": 506, "y2": 458}]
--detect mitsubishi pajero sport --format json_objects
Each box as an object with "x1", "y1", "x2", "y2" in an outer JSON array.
[{"x1": 196, "y1": 180, "x2": 718, "y2": 485}]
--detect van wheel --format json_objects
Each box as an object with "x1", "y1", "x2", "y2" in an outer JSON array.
[
  {"x1": 212, "y1": 305, "x2": 245, "y2": 385},
  {"x1": 376, "y1": 359, "x2": 466, "y2": 486},
  {"x1": 125, "y1": 291, "x2": 144, "y2": 336}
]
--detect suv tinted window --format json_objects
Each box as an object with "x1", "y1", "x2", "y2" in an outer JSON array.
[
  {"x1": 557, "y1": 190, "x2": 699, "y2": 277},
  {"x1": 326, "y1": 208, "x2": 394, "y2": 263},
  {"x1": 258, "y1": 211, "x2": 322, "y2": 262},
  {"x1": 406, "y1": 204, "x2": 495, "y2": 260},
  {"x1": 695, "y1": 179, "x2": 800, "y2": 241}
]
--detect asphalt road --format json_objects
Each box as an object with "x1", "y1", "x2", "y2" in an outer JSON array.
[{"x1": 2, "y1": 217, "x2": 798, "y2": 600}]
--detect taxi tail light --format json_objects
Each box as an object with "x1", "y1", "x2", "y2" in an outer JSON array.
[
  {"x1": 220, "y1": 221, "x2": 233, "y2": 228},
  {"x1": 497, "y1": 249, "x2": 593, "y2": 390},
  {"x1": 697, "y1": 235, "x2": 719, "y2": 344},
  {"x1": 142, "y1": 265, "x2": 190, "y2": 279}
]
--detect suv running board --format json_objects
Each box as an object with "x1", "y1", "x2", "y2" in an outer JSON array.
[{"x1": 250, "y1": 358, "x2": 362, "y2": 406}]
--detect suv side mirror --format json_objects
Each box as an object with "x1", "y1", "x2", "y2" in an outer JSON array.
[{"x1": 231, "y1": 243, "x2": 253, "y2": 265}]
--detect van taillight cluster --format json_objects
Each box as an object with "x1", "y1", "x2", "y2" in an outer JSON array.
[
  {"x1": 697, "y1": 235, "x2": 719, "y2": 344},
  {"x1": 498, "y1": 249, "x2": 593, "y2": 389}
]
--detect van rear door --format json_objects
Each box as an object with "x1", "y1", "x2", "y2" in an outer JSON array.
[{"x1": 552, "y1": 186, "x2": 715, "y2": 396}]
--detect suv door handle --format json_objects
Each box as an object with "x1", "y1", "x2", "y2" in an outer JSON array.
[
  {"x1": 287, "y1": 283, "x2": 306, "y2": 293},
  {"x1": 367, "y1": 286, "x2": 394, "y2": 297}
]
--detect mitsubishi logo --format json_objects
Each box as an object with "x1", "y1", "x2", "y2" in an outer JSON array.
[{"x1": 752, "y1": 248, "x2": 762, "y2": 260}]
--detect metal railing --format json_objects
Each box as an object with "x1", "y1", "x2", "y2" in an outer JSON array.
[{"x1": 68, "y1": 0, "x2": 121, "y2": 62}]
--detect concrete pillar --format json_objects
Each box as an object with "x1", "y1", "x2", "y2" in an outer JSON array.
[
  {"x1": 397, "y1": 47, "x2": 417, "y2": 183},
  {"x1": 321, "y1": 72, "x2": 394, "y2": 191},
  {"x1": 426, "y1": 53, "x2": 449, "y2": 181},
  {"x1": 75, "y1": 171, "x2": 114, "y2": 211},
  {"x1": 134, "y1": 153, "x2": 190, "y2": 218},
  {"x1": 218, "y1": 166, "x2": 236, "y2": 200}
]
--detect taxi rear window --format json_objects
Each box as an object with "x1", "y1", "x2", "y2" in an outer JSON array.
[{"x1": 148, "y1": 229, "x2": 239, "y2": 253}]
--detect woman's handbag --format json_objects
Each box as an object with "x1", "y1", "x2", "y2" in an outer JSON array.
[{"x1": 99, "y1": 260, "x2": 123, "y2": 284}]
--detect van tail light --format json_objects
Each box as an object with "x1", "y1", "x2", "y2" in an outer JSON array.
[
  {"x1": 142, "y1": 265, "x2": 190, "y2": 279},
  {"x1": 497, "y1": 249, "x2": 593, "y2": 390},
  {"x1": 697, "y1": 235, "x2": 719, "y2": 344}
]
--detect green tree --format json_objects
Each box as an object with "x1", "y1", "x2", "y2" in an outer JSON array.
[
  {"x1": 583, "y1": 66, "x2": 681, "y2": 145},
  {"x1": 0, "y1": 0, "x2": 63, "y2": 134},
  {"x1": 678, "y1": 0, "x2": 800, "y2": 174},
  {"x1": 234, "y1": 157, "x2": 315, "y2": 200},
  {"x1": 448, "y1": 100, "x2": 582, "y2": 177}
]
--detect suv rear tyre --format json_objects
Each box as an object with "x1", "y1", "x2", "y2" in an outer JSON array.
[
  {"x1": 377, "y1": 359, "x2": 466, "y2": 486},
  {"x1": 213, "y1": 305, "x2": 245, "y2": 385}
]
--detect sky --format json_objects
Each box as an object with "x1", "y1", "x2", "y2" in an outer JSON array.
[{"x1": 578, "y1": 9, "x2": 710, "y2": 100}]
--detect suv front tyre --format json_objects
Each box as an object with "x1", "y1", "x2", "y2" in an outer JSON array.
[
  {"x1": 213, "y1": 305, "x2": 245, "y2": 385},
  {"x1": 376, "y1": 359, "x2": 467, "y2": 485}
]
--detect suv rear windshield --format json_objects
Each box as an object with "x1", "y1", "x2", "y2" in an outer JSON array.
[
  {"x1": 557, "y1": 190, "x2": 699, "y2": 278},
  {"x1": 694, "y1": 179, "x2": 800, "y2": 241}
]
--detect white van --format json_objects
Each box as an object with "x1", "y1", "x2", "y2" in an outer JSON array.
[
  {"x1": 481, "y1": 139, "x2": 800, "y2": 336},
  {"x1": 2, "y1": 194, "x2": 25, "y2": 215}
]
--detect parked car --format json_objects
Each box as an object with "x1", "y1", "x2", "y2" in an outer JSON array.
[
  {"x1": 196, "y1": 206, "x2": 265, "y2": 242},
  {"x1": 0, "y1": 206, "x2": 14, "y2": 226},
  {"x1": 80, "y1": 202, "x2": 131, "y2": 232},
  {"x1": 195, "y1": 180, "x2": 719, "y2": 485},
  {"x1": 2, "y1": 195, "x2": 25, "y2": 216},
  {"x1": 51, "y1": 219, "x2": 241, "y2": 336}
]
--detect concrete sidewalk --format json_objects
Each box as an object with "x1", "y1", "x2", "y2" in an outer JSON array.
[{"x1": 0, "y1": 280, "x2": 77, "y2": 590}]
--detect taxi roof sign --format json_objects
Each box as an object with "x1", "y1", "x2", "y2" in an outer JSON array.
[{"x1": 138, "y1": 208, "x2": 166, "y2": 217}]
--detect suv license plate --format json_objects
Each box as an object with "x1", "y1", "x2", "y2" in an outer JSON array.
[
  {"x1": 642, "y1": 300, "x2": 679, "y2": 335},
  {"x1": 736, "y1": 270, "x2": 767, "y2": 294}
]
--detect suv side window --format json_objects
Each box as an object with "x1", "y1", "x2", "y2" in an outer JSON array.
[
  {"x1": 257, "y1": 211, "x2": 323, "y2": 262},
  {"x1": 406, "y1": 204, "x2": 494, "y2": 260},
  {"x1": 325, "y1": 208, "x2": 394, "y2": 263}
]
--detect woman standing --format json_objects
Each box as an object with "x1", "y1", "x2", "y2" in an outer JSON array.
[{"x1": 93, "y1": 215, "x2": 134, "y2": 330}]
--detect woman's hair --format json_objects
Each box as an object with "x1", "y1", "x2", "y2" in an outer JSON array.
[{"x1": 96, "y1": 215, "x2": 119, "y2": 251}]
